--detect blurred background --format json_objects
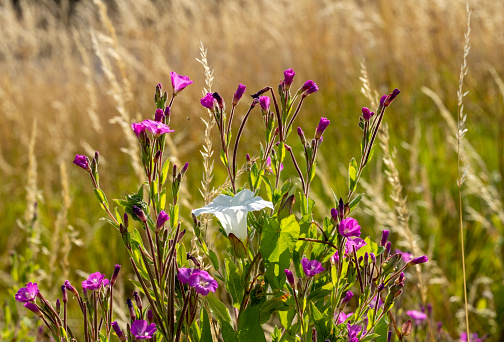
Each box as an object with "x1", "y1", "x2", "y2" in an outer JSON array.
[{"x1": 0, "y1": 0, "x2": 503, "y2": 340}]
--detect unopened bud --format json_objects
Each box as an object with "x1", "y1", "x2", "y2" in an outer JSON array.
[
  {"x1": 132, "y1": 205, "x2": 147, "y2": 224},
  {"x1": 133, "y1": 292, "x2": 143, "y2": 311},
  {"x1": 111, "y1": 265, "x2": 121, "y2": 286},
  {"x1": 285, "y1": 269, "x2": 295, "y2": 287},
  {"x1": 127, "y1": 298, "x2": 136, "y2": 320},
  {"x1": 61, "y1": 285, "x2": 68, "y2": 303},
  {"x1": 56, "y1": 299, "x2": 61, "y2": 314}
]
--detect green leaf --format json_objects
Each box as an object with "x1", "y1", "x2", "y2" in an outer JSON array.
[
  {"x1": 200, "y1": 308, "x2": 213, "y2": 342},
  {"x1": 258, "y1": 296, "x2": 290, "y2": 325},
  {"x1": 225, "y1": 257, "x2": 244, "y2": 308},
  {"x1": 207, "y1": 294, "x2": 231, "y2": 325},
  {"x1": 260, "y1": 215, "x2": 300, "y2": 289},
  {"x1": 374, "y1": 315, "x2": 389, "y2": 342},
  {"x1": 94, "y1": 188, "x2": 108, "y2": 206},
  {"x1": 160, "y1": 158, "x2": 170, "y2": 186},
  {"x1": 308, "y1": 162, "x2": 317, "y2": 182},
  {"x1": 309, "y1": 302, "x2": 330, "y2": 340},
  {"x1": 209, "y1": 250, "x2": 219, "y2": 271},
  {"x1": 225, "y1": 306, "x2": 266, "y2": 342},
  {"x1": 348, "y1": 157, "x2": 358, "y2": 192},
  {"x1": 348, "y1": 193, "x2": 363, "y2": 213},
  {"x1": 220, "y1": 150, "x2": 229, "y2": 167}
]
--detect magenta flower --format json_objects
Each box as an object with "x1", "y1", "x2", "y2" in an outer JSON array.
[
  {"x1": 460, "y1": 332, "x2": 482, "y2": 342},
  {"x1": 299, "y1": 80, "x2": 319, "y2": 97},
  {"x1": 347, "y1": 323, "x2": 362, "y2": 342},
  {"x1": 344, "y1": 237, "x2": 367, "y2": 255},
  {"x1": 177, "y1": 268, "x2": 199, "y2": 284},
  {"x1": 406, "y1": 310, "x2": 427, "y2": 325},
  {"x1": 15, "y1": 282, "x2": 39, "y2": 303},
  {"x1": 73, "y1": 154, "x2": 90, "y2": 171},
  {"x1": 339, "y1": 217, "x2": 361, "y2": 238},
  {"x1": 131, "y1": 319, "x2": 157, "y2": 340},
  {"x1": 156, "y1": 211, "x2": 169, "y2": 230},
  {"x1": 362, "y1": 107, "x2": 374, "y2": 121},
  {"x1": 315, "y1": 117, "x2": 330, "y2": 140},
  {"x1": 301, "y1": 258, "x2": 325, "y2": 277},
  {"x1": 201, "y1": 92, "x2": 216, "y2": 109},
  {"x1": 283, "y1": 68, "x2": 295, "y2": 89},
  {"x1": 141, "y1": 119, "x2": 174, "y2": 136},
  {"x1": 336, "y1": 312, "x2": 352, "y2": 324},
  {"x1": 232, "y1": 83, "x2": 247, "y2": 106},
  {"x1": 188, "y1": 270, "x2": 218, "y2": 296},
  {"x1": 170, "y1": 71, "x2": 194, "y2": 95},
  {"x1": 131, "y1": 122, "x2": 147, "y2": 138},
  {"x1": 284, "y1": 269, "x2": 295, "y2": 287},
  {"x1": 82, "y1": 272, "x2": 107, "y2": 291},
  {"x1": 259, "y1": 96, "x2": 270, "y2": 112}
]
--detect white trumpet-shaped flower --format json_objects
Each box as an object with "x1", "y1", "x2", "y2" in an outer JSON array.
[{"x1": 191, "y1": 189, "x2": 273, "y2": 241}]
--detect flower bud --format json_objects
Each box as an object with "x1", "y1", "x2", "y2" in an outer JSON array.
[
  {"x1": 177, "y1": 229, "x2": 186, "y2": 243},
  {"x1": 155, "y1": 108, "x2": 165, "y2": 122},
  {"x1": 123, "y1": 213, "x2": 129, "y2": 228},
  {"x1": 180, "y1": 162, "x2": 189, "y2": 177},
  {"x1": 385, "y1": 241, "x2": 392, "y2": 256},
  {"x1": 297, "y1": 127, "x2": 306, "y2": 145},
  {"x1": 407, "y1": 255, "x2": 429, "y2": 266},
  {"x1": 111, "y1": 265, "x2": 121, "y2": 286},
  {"x1": 362, "y1": 107, "x2": 374, "y2": 121},
  {"x1": 212, "y1": 92, "x2": 225, "y2": 109},
  {"x1": 380, "y1": 230, "x2": 389, "y2": 247},
  {"x1": 112, "y1": 321, "x2": 126, "y2": 342},
  {"x1": 259, "y1": 96, "x2": 270, "y2": 113},
  {"x1": 127, "y1": 298, "x2": 136, "y2": 320},
  {"x1": 156, "y1": 211, "x2": 169, "y2": 231},
  {"x1": 342, "y1": 291, "x2": 353, "y2": 304},
  {"x1": 330, "y1": 208, "x2": 338, "y2": 224},
  {"x1": 24, "y1": 303, "x2": 43, "y2": 317},
  {"x1": 383, "y1": 89, "x2": 401, "y2": 107},
  {"x1": 133, "y1": 291, "x2": 143, "y2": 311},
  {"x1": 232, "y1": 83, "x2": 247, "y2": 106},
  {"x1": 73, "y1": 154, "x2": 91, "y2": 172},
  {"x1": 61, "y1": 285, "x2": 68, "y2": 303},
  {"x1": 155, "y1": 83, "x2": 162, "y2": 102},
  {"x1": 147, "y1": 310, "x2": 154, "y2": 324},
  {"x1": 132, "y1": 205, "x2": 147, "y2": 224},
  {"x1": 401, "y1": 320, "x2": 412, "y2": 337},
  {"x1": 315, "y1": 117, "x2": 330, "y2": 140},
  {"x1": 164, "y1": 106, "x2": 171, "y2": 123},
  {"x1": 370, "y1": 253, "x2": 376, "y2": 264},
  {"x1": 55, "y1": 299, "x2": 61, "y2": 314},
  {"x1": 283, "y1": 68, "x2": 295, "y2": 90},
  {"x1": 285, "y1": 269, "x2": 295, "y2": 287}
]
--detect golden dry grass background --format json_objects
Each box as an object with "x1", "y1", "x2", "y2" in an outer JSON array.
[{"x1": 1, "y1": 0, "x2": 503, "y2": 338}]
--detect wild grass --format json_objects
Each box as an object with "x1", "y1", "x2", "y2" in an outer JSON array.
[{"x1": 0, "y1": 0, "x2": 503, "y2": 339}]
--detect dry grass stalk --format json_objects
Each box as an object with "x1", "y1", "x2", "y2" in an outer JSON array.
[
  {"x1": 196, "y1": 42, "x2": 216, "y2": 206},
  {"x1": 456, "y1": 0, "x2": 471, "y2": 337}
]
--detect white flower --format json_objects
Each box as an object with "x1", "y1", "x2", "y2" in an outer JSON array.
[{"x1": 191, "y1": 189, "x2": 273, "y2": 241}]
